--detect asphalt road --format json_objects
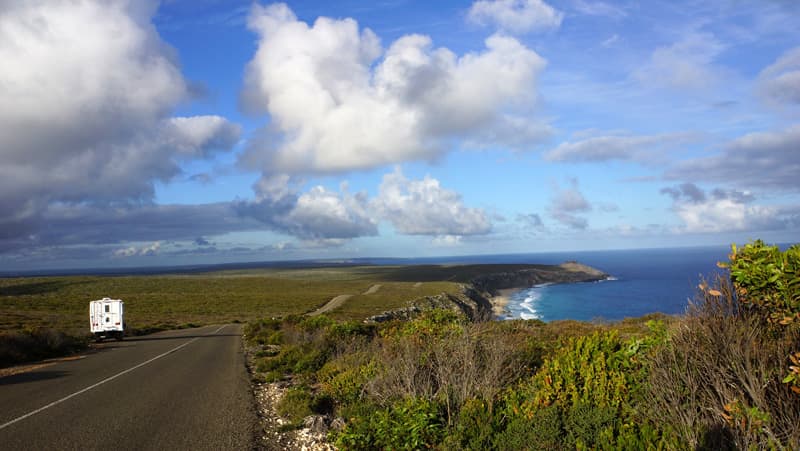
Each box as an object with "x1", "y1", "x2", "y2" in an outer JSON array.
[{"x1": 0, "y1": 325, "x2": 257, "y2": 450}]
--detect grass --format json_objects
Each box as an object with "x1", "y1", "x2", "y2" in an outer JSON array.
[{"x1": 0, "y1": 266, "x2": 470, "y2": 337}]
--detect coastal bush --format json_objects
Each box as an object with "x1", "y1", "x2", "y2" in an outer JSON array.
[
  {"x1": 647, "y1": 272, "x2": 800, "y2": 449},
  {"x1": 318, "y1": 356, "x2": 378, "y2": 405},
  {"x1": 445, "y1": 398, "x2": 499, "y2": 450},
  {"x1": 276, "y1": 387, "x2": 314, "y2": 429},
  {"x1": 0, "y1": 328, "x2": 87, "y2": 367},
  {"x1": 501, "y1": 327, "x2": 670, "y2": 449},
  {"x1": 333, "y1": 397, "x2": 444, "y2": 450},
  {"x1": 724, "y1": 241, "x2": 800, "y2": 397}
]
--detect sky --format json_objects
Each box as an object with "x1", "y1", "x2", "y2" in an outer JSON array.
[{"x1": 1, "y1": 0, "x2": 799, "y2": 270}]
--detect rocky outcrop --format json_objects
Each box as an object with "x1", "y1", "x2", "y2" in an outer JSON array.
[{"x1": 366, "y1": 262, "x2": 608, "y2": 323}]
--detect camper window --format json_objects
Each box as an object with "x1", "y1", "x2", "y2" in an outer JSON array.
[{"x1": 105, "y1": 305, "x2": 109, "y2": 313}]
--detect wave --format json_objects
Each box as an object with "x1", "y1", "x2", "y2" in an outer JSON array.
[{"x1": 509, "y1": 289, "x2": 542, "y2": 320}]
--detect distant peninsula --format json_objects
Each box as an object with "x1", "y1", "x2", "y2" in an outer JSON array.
[{"x1": 367, "y1": 262, "x2": 609, "y2": 322}]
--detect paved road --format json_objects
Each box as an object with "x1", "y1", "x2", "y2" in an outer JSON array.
[{"x1": 0, "y1": 325, "x2": 257, "y2": 450}]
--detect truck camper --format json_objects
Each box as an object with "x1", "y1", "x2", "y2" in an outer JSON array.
[{"x1": 89, "y1": 298, "x2": 125, "y2": 341}]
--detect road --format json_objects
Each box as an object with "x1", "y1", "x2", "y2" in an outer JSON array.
[{"x1": 0, "y1": 325, "x2": 257, "y2": 450}]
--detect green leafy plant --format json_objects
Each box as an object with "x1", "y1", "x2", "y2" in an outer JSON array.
[{"x1": 722, "y1": 241, "x2": 800, "y2": 396}]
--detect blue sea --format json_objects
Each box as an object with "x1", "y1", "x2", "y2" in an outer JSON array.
[{"x1": 480, "y1": 246, "x2": 732, "y2": 322}]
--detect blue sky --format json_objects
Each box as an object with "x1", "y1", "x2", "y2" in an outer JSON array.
[{"x1": 1, "y1": 0, "x2": 799, "y2": 270}]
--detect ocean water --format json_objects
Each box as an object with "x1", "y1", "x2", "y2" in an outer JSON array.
[{"x1": 492, "y1": 246, "x2": 732, "y2": 322}]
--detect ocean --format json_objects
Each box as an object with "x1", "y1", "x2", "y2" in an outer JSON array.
[{"x1": 486, "y1": 246, "x2": 732, "y2": 322}]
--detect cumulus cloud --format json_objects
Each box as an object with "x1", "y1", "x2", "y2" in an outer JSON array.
[
  {"x1": 237, "y1": 169, "x2": 491, "y2": 242},
  {"x1": 235, "y1": 177, "x2": 377, "y2": 241},
  {"x1": 758, "y1": 46, "x2": 800, "y2": 106},
  {"x1": 284, "y1": 185, "x2": 378, "y2": 240},
  {"x1": 467, "y1": 0, "x2": 563, "y2": 34},
  {"x1": 161, "y1": 116, "x2": 241, "y2": 158},
  {"x1": 549, "y1": 180, "x2": 592, "y2": 229},
  {"x1": 374, "y1": 168, "x2": 492, "y2": 236},
  {"x1": 0, "y1": 0, "x2": 240, "y2": 243},
  {"x1": 633, "y1": 32, "x2": 726, "y2": 90},
  {"x1": 660, "y1": 183, "x2": 792, "y2": 233},
  {"x1": 544, "y1": 133, "x2": 691, "y2": 163},
  {"x1": 239, "y1": 3, "x2": 547, "y2": 175},
  {"x1": 667, "y1": 124, "x2": 800, "y2": 191}
]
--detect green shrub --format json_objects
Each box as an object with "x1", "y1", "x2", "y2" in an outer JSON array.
[
  {"x1": 724, "y1": 240, "x2": 800, "y2": 396},
  {"x1": 244, "y1": 318, "x2": 282, "y2": 346},
  {"x1": 502, "y1": 327, "x2": 666, "y2": 449},
  {"x1": 276, "y1": 387, "x2": 313, "y2": 428},
  {"x1": 334, "y1": 397, "x2": 444, "y2": 450},
  {"x1": 493, "y1": 405, "x2": 562, "y2": 451},
  {"x1": 446, "y1": 398, "x2": 499, "y2": 451},
  {"x1": 319, "y1": 358, "x2": 377, "y2": 405},
  {"x1": 327, "y1": 320, "x2": 375, "y2": 340}
]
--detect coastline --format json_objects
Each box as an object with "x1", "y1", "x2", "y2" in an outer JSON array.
[{"x1": 490, "y1": 287, "x2": 524, "y2": 318}]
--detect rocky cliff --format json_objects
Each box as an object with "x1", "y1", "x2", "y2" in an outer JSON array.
[{"x1": 367, "y1": 262, "x2": 608, "y2": 322}]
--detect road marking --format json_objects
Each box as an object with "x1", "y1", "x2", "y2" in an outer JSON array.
[
  {"x1": 0, "y1": 325, "x2": 228, "y2": 431},
  {"x1": 212, "y1": 324, "x2": 227, "y2": 334}
]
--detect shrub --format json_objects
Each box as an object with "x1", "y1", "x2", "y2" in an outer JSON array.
[
  {"x1": 244, "y1": 317, "x2": 282, "y2": 346},
  {"x1": 724, "y1": 241, "x2": 800, "y2": 397},
  {"x1": 334, "y1": 397, "x2": 444, "y2": 450},
  {"x1": 276, "y1": 387, "x2": 313, "y2": 428},
  {"x1": 647, "y1": 273, "x2": 800, "y2": 449},
  {"x1": 0, "y1": 328, "x2": 87, "y2": 367},
  {"x1": 445, "y1": 398, "x2": 499, "y2": 451},
  {"x1": 319, "y1": 358, "x2": 377, "y2": 405},
  {"x1": 502, "y1": 327, "x2": 667, "y2": 449},
  {"x1": 493, "y1": 405, "x2": 563, "y2": 451}
]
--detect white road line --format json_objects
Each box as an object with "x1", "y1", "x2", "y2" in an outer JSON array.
[{"x1": 0, "y1": 325, "x2": 228, "y2": 431}]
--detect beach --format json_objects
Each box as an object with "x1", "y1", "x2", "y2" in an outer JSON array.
[{"x1": 490, "y1": 288, "x2": 523, "y2": 317}]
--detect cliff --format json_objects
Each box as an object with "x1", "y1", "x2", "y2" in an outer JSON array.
[{"x1": 367, "y1": 262, "x2": 608, "y2": 322}]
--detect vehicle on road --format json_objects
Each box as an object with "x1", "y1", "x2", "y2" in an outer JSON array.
[{"x1": 89, "y1": 298, "x2": 125, "y2": 341}]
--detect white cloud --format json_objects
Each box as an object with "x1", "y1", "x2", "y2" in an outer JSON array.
[
  {"x1": 284, "y1": 184, "x2": 378, "y2": 240},
  {"x1": 544, "y1": 133, "x2": 690, "y2": 162},
  {"x1": 237, "y1": 168, "x2": 491, "y2": 242},
  {"x1": 661, "y1": 184, "x2": 788, "y2": 233},
  {"x1": 667, "y1": 124, "x2": 800, "y2": 191},
  {"x1": 572, "y1": 0, "x2": 627, "y2": 19},
  {"x1": 549, "y1": 179, "x2": 592, "y2": 229},
  {"x1": 113, "y1": 241, "x2": 161, "y2": 258},
  {"x1": 758, "y1": 46, "x2": 800, "y2": 106},
  {"x1": 374, "y1": 168, "x2": 492, "y2": 236},
  {"x1": 239, "y1": 3, "x2": 547, "y2": 175},
  {"x1": 601, "y1": 34, "x2": 620, "y2": 47},
  {"x1": 162, "y1": 116, "x2": 242, "y2": 158},
  {"x1": 467, "y1": 0, "x2": 563, "y2": 34},
  {"x1": 0, "y1": 1, "x2": 240, "y2": 241},
  {"x1": 633, "y1": 32, "x2": 726, "y2": 90}
]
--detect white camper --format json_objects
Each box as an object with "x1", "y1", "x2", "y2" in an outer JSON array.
[{"x1": 89, "y1": 298, "x2": 125, "y2": 341}]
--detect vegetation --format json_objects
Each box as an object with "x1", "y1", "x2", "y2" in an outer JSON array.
[
  {"x1": 4, "y1": 241, "x2": 799, "y2": 449},
  {"x1": 0, "y1": 265, "x2": 460, "y2": 366},
  {"x1": 245, "y1": 240, "x2": 800, "y2": 450}
]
